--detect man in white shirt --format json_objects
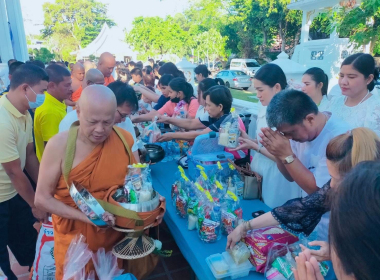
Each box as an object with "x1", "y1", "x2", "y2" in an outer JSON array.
[
  {"x1": 260, "y1": 89, "x2": 351, "y2": 197},
  {"x1": 59, "y1": 81, "x2": 140, "y2": 162}
]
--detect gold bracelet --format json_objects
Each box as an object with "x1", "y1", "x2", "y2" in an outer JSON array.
[{"x1": 245, "y1": 220, "x2": 252, "y2": 231}]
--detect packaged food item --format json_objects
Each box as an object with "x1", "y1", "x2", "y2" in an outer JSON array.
[
  {"x1": 198, "y1": 194, "x2": 222, "y2": 243},
  {"x1": 218, "y1": 108, "x2": 241, "y2": 148},
  {"x1": 221, "y1": 191, "x2": 242, "y2": 235},
  {"x1": 243, "y1": 226, "x2": 299, "y2": 273},
  {"x1": 143, "y1": 118, "x2": 161, "y2": 143},
  {"x1": 206, "y1": 251, "x2": 254, "y2": 280},
  {"x1": 176, "y1": 188, "x2": 188, "y2": 218},
  {"x1": 228, "y1": 242, "x2": 251, "y2": 265}
]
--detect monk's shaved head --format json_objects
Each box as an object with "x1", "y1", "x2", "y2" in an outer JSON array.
[
  {"x1": 72, "y1": 63, "x2": 85, "y2": 81},
  {"x1": 83, "y1": 69, "x2": 104, "y2": 89},
  {"x1": 77, "y1": 85, "x2": 117, "y2": 144},
  {"x1": 97, "y1": 52, "x2": 116, "y2": 78}
]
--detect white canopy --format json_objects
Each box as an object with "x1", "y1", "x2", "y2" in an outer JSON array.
[{"x1": 73, "y1": 23, "x2": 137, "y2": 61}]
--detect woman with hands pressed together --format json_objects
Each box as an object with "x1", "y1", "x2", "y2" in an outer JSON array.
[
  {"x1": 227, "y1": 128, "x2": 380, "y2": 269},
  {"x1": 232, "y1": 64, "x2": 300, "y2": 207},
  {"x1": 294, "y1": 161, "x2": 380, "y2": 280}
]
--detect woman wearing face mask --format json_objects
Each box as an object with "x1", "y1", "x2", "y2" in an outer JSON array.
[
  {"x1": 227, "y1": 128, "x2": 380, "y2": 264},
  {"x1": 232, "y1": 64, "x2": 300, "y2": 208},
  {"x1": 302, "y1": 67, "x2": 330, "y2": 111},
  {"x1": 131, "y1": 77, "x2": 199, "y2": 123},
  {"x1": 329, "y1": 53, "x2": 380, "y2": 135},
  {"x1": 294, "y1": 161, "x2": 380, "y2": 280}
]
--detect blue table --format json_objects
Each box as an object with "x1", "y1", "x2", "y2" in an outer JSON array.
[{"x1": 151, "y1": 161, "x2": 269, "y2": 280}]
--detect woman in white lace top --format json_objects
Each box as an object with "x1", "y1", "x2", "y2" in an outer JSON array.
[
  {"x1": 301, "y1": 67, "x2": 330, "y2": 112},
  {"x1": 328, "y1": 53, "x2": 380, "y2": 136}
]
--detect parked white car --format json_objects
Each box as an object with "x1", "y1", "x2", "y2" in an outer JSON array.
[
  {"x1": 230, "y1": 59, "x2": 261, "y2": 77},
  {"x1": 215, "y1": 70, "x2": 252, "y2": 90}
]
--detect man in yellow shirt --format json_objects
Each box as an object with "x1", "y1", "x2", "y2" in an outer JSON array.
[
  {"x1": 0, "y1": 64, "x2": 49, "y2": 280},
  {"x1": 34, "y1": 65, "x2": 72, "y2": 161}
]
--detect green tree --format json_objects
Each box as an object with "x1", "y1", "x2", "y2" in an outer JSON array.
[
  {"x1": 193, "y1": 28, "x2": 228, "y2": 66},
  {"x1": 126, "y1": 16, "x2": 188, "y2": 61},
  {"x1": 42, "y1": 0, "x2": 115, "y2": 57},
  {"x1": 32, "y1": 48, "x2": 56, "y2": 63},
  {"x1": 331, "y1": 0, "x2": 380, "y2": 55}
]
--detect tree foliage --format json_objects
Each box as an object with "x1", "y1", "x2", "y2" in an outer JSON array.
[
  {"x1": 29, "y1": 48, "x2": 56, "y2": 63},
  {"x1": 41, "y1": 0, "x2": 115, "y2": 58}
]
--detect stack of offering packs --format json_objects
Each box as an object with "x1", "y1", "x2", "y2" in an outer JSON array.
[
  {"x1": 221, "y1": 191, "x2": 242, "y2": 235},
  {"x1": 172, "y1": 166, "x2": 192, "y2": 218},
  {"x1": 198, "y1": 191, "x2": 222, "y2": 243},
  {"x1": 112, "y1": 163, "x2": 159, "y2": 212}
]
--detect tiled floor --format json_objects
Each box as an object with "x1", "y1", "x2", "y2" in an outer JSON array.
[{"x1": 146, "y1": 222, "x2": 195, "y2": 280}]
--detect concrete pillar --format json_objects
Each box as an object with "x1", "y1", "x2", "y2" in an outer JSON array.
[
  {"x1": 300, "y1": 11, "x2": 310, "y2": 43},
  {"x1": 0, "y1": 0, "x2": 14, "y2": 63},
  {"x1": 5, "y1": 0, "x2": 29, "y2": 62}
]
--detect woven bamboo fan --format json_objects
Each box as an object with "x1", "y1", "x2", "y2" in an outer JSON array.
[{"x1": 112, "y1": 232, "x2": 155, "y2": 260}]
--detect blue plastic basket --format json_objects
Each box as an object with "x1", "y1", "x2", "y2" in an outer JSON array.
[{"x1": 188, "y1": 132, "x2": 234, "y2": 180}]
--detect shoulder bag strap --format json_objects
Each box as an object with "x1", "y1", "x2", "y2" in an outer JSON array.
[{"x1": 62, "y1": 122, "x2": 143, "y2": 225}]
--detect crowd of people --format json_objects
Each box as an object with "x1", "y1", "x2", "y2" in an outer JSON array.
[{"x1": 0, "y1": 50, "x2": 379, "y2": 280}]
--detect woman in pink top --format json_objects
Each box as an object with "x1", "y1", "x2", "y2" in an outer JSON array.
[
  {"x1": 131, "y1": 77, "x2": 200, "y2": 123},
  {"x1": 156, "y1": 85, "x2": 248, "y2": 159}
]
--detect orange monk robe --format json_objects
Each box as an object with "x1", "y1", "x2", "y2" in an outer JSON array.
[
  {"x1": 104, "y1": 75, "x2": 115, "y2": 86},
  {"x1": 53, "y1": 129, "x2": 136, "y2": 279},
  {"x1": 71, "y1": 85, "x2": 83, "y2": 102}
]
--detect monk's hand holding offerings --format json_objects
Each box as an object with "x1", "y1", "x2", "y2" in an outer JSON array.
[{"x1": 34, "y1": 85, "x2": 140, "y2": 279}]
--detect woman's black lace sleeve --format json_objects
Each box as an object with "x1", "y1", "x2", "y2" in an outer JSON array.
[{"x1": 271, "y1": 182, "x2": 331, "y2": 236}]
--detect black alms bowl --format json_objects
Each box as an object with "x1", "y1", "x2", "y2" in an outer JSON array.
[{"x1": 144, "y1": 144, "x2": 165, "y2": 163}]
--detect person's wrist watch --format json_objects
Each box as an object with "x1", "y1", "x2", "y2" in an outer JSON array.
[{"x1": 282, "y1": 154, "x2": 296, "y2": 164}]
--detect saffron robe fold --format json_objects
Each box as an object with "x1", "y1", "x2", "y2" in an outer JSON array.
[{"x1": 53, "y1": 129, "x2": 138, "y2": 279}]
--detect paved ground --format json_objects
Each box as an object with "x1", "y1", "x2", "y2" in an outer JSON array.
[{"x1": 9, "y1": 221, "x2": 194, "y2": 280}]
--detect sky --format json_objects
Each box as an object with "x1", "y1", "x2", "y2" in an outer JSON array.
[{"x1": 20, "y1": 0, "x2": 190, "y2": 36}]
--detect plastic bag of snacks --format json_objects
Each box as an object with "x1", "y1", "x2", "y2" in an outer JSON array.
[
  {"x1": 226, "y1": 163, "x2": 244, "y2": 197},
  {"x1": 221, "y1": 190, "x2": 242, "y2": 235},
  {"x1": 187, "y1": 189, "x2": 199, "y2": 230},
  {"x1": 264, "y1": 241, "x2": 329, "y2": 280},
  {"x1": 242, "y1": 226, "x2": 299, "y2": 273},
  {"x1": 143, "y1": 118, "x2": 161, "y2": 143},
  {"x1": 62, "y1": 234, "x2": 92, "y2": 280},
  {"x1": 196, "y1": 169, "x2": 211, "y2": 192},
  {"x1": 113, "y1": 163, "x2": 153, "y2": 205},
  {"x1": 218, "y1": 108, "x2": 240, "y2": 148},
  {"x1": 92, "y1": 248, "x2": 124, "y2": 280},
  {"x1": 198, "y1": 191, "x2": 222, "y2": 243}
]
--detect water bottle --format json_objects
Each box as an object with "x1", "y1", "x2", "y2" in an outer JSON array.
[{"x1": 211, "y1": 204, "x2": 222, "y2": 241}]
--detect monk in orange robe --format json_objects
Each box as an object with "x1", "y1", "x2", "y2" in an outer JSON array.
[
  {"x1": 71, "y1": 63, "x2": 85, "y2": 92},
  {"x1": 97, "y1": 52, "x2": 116, "y2": 86},
  {"x1": 35, "y1": 85, "x2": 164, "y2": 279},
  {"x1": 71, "y1": 69, "x2": 104, "y2": 102}
]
